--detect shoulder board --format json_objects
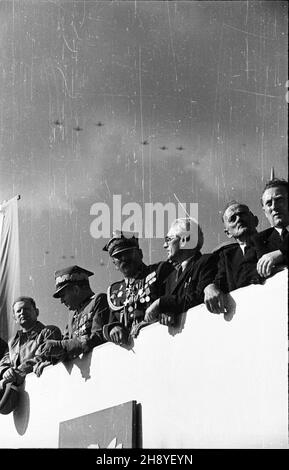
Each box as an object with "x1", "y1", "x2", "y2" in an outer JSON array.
[{"x1": 86, "y1": 293, "x2": 106, "y2": 311}]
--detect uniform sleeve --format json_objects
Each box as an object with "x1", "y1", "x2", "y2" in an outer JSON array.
[
  {"x1": 62, "y1": 294, "x2": 111, "y2": 358},
  {"x1": 85, "y1": 293, "x2": 110, "y2": 349},
  {"x1": 62, "y1": 323, "x2": 70, "y2": 341},
  {"x1": 102, "y1": 307, "x2": 129, "y2": 343}
]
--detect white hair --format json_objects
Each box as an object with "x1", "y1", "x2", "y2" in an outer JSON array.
[{"x1": 168, "y1": 217, "x2": 204, "y2": 251}]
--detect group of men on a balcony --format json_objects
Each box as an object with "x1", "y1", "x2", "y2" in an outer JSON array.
[{"x1": 0, "y1": 178, "x2": 288, "y2": 412}]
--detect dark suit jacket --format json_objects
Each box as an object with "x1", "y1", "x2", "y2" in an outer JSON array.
[
  {"x1": 158, "y1": 251, "x2": 219, "y2": 315},
  {"x1": 0, "y1": 337, "x2": 8, "y2": 361},
  {"x1": 252, "y1": 227, "x2": 288, "y2": 264},
  {"x1": 213, "y1": 243, "x2": 263, "y2": 294}
]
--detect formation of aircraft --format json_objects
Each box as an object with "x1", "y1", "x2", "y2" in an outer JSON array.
[{"x1": 51, "y1": 121, "x2": 189, "y2": 155}]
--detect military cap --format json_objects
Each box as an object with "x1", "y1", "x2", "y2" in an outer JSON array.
[
  {"x1": 53, "y1": 265, "x2": 94, "y2": 298},
  {"x1": 103, "y1": 230, "x2": 139, "y2": 257}
]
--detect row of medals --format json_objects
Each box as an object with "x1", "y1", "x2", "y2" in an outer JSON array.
[{"x1": 125, "y1": 272, "x2": 157, "y2": 314}]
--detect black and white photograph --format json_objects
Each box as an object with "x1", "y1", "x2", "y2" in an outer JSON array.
[{"x1": 0, "y1": 0, "x2": 288, "y2": 452}]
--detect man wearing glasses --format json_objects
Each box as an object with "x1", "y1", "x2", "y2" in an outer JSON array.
[{"x1": 144, "y1": 218, "x2": 218, "y2": 326}]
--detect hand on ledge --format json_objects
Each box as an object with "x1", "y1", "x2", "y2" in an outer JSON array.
[
  {"x1": 144, "y1": 299, "x2": 160, "y2": 322},
  {"x1": 204, "y1": 284, "x2": 227, "y2": 314},
  {"x1": 33, "y1": 361, "x2": 51, "y2": 378},
  {"x1": 257, "y1": 250, "x2": 284, "y2": 278},
  {"x1": 109, "y1": 326, "x2": 127, "y2": 345},
  {"x1": 159, "y1": 313, "x2": 175, "y2": 327}
]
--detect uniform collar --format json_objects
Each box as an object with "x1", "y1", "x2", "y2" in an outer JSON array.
[{"x1": 75, "y1": 293, "x2": 95, "y2": 312}]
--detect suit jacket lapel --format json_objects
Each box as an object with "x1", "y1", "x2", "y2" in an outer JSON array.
[{"x1": 170, "y1": 256, "x2": 195, "y2": 294}]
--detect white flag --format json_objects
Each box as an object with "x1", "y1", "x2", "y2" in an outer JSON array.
[{"x1": 0, "y1": 196, "x2": 20, "y2": 342}]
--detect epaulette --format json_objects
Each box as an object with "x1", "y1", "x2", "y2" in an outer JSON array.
[{"x1": 107, "y1": 280, "x2": 126, "y2": 311}]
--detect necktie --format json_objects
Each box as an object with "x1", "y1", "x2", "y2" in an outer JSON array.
[
  {"x1": 176, "y1": 266, "x2": 183, "y2": 281},
  {"x1": 280, "y1": 228, "x2": 287, "y2": 241},
  {"x1": 243, "y1": 245, "x2": 249, "y2": 256}
]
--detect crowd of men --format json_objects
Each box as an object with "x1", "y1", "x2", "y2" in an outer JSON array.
[{"x1": 0, "y1": 178, "x2": 288, "y2": 412}]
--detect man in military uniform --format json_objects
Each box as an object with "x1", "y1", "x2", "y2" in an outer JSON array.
[
  {"x1": 39, "y1": 265, "x2": 110, "y2": 362},
  {"x1": 0, "y1": 296, "x2": 62, "y2": 387},
  {"x1": 102, "y1": 231, "x2": 173, "y2": 345}
]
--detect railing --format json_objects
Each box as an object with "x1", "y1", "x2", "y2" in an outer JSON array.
[{"x1": 0, "y1": 269, "x2": 288, "y2": 449}]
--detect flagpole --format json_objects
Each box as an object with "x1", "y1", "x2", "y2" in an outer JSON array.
[
  {"x1": 0, "y1": 195, "x2": 21, "y2": 210},
  {"x1": 270, "y1": 167, "x2": 275, "y2": 181}
]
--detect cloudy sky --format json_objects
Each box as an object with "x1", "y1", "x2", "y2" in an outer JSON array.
[{"x1": 0, "y1": 0, "x2": 287, "y2": 329}]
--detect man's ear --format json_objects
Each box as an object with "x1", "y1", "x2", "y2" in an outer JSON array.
[
  {"x1": 35, "y1": 308, "x2": 39, "y2": 318},
  {"x1": 179, "y1": 237, "x2": 187, "y2": 248},
  {"x1": 253, "y1": 215, "x2": 259, "y2": 228},
  {"x1": 224, "y1": 228, "x2": 233, "y2": 239}
]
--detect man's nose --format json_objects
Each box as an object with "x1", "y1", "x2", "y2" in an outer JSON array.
[{"x1": 271, "y1": 198, "x2": 279, "y2": 210}]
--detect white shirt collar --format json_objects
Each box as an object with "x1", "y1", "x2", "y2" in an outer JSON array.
[
  {"x1": 275, "y1": 225, "x2": 289, "y2": 235},
  {"x1": 238, "y1": 242, "x2": 247, "y2": 255}
]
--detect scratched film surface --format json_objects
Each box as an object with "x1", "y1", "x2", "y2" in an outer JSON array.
[{"x1": 0, "y1": 0, "x2": 287, "y2": 330}]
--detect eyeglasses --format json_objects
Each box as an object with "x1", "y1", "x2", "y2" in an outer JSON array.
[{"x1": 164, "y1": 235, "x2": 178, "y2": 244}]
